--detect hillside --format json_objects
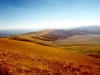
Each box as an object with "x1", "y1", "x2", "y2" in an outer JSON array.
[
  {"x1": 9, "y1": 29, "x2": 100, "y2": 46},
  {"x1": 0, "y1": 38, "x2": 100, "y2": 75},
  {"x1": 10, "y1": 26, "x2": 100, "y2": 43},
  {"x1": 8, "y1": 26, "x2": 100, "y2": 58}
]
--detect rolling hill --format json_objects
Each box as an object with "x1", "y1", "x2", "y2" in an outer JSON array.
[
  {"x1": 0, "y1": 38, "x2": 100, "y2": 75},
  {"x1": 8, "y1": 26, "x2": 100, "y2": 59},
  {"x1": 10, "y1": 25, "x2": 100, "y2": 43}
]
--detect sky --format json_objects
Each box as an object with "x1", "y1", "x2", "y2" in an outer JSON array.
[{"x1": 0, "y1": 0, "x2": 100, "y2": 30}]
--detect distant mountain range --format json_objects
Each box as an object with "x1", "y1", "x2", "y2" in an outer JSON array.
[
  {"x1": 1, "y1": 25, "x2": 100, "y2": 37},
  {"x1": 24, "y1": 25, "x2": 100, "y2": 41},
  {"x1": 77, "y1": 25, "x2": 100, "y2": 31},
  {"x1": 8, "y1": 25, "x2": 100, "y2": 46},
  {"x1": 7, "y1": 25, "x2": 100, "y2": 58}
]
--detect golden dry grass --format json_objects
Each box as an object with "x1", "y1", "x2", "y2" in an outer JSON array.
[
  {"x1": 0, "y1": 38, "x2": 100, "y2": 75},
  {"x1": 9, "y1": 35, "x2": 55, "y2": 46},
  {"x1": 55, "y1": 34, "x2": 100, "y2": 45}
]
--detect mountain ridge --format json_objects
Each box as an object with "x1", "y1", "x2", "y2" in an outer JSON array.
[{"x1": 7, "y1": 25, "x2": 100, "y2": 59}]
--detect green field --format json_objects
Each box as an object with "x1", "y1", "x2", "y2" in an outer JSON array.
[{"x1": 58, "y1": 45, "x2": 100, "y2": 58}]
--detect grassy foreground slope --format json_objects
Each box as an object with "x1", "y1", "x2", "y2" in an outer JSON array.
[{"x1": 0, "y1": 38, "x2": 100, "y2": 75}]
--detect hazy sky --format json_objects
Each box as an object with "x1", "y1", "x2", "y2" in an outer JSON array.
[{"x1": 0, "y1": 0, "x2": 100, "y2": 29}]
